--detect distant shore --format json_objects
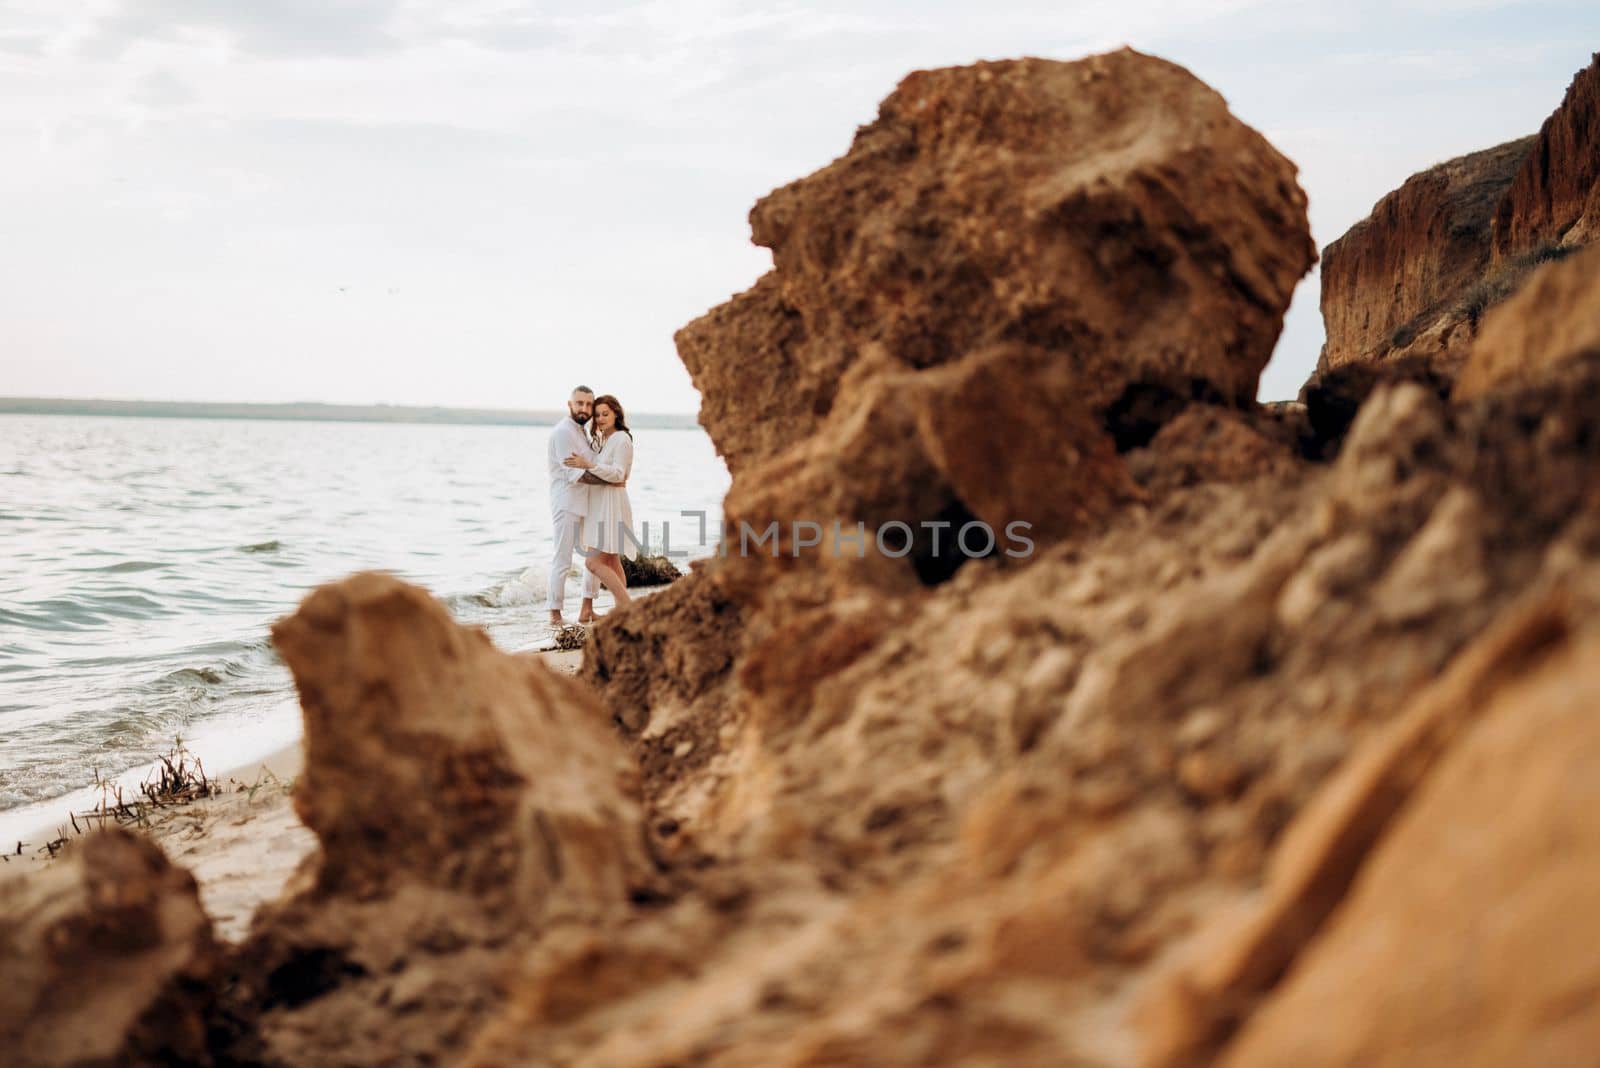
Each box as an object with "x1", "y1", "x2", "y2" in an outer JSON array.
[{"x1": 0, "y1": 396, "x2": 702, "y2": 430}]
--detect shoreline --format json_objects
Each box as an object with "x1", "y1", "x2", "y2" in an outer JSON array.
[
  {"x1": 0, "y1": 715, "x2": 305, "y2": 860},
  {"x1": 1, "y1": 647, "x2": 585, "y2": 939}
]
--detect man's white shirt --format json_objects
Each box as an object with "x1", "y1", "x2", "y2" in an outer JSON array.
[{"x1": 547, "y1": 417, "x2": 594, "y2": 516}]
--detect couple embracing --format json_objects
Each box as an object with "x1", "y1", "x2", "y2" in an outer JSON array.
[{"x1": 546, "y1": 385, "x2": 637, "y2": 625}]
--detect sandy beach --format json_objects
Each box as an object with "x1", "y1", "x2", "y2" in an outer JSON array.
[{"x1": 0, "y1": 647, "x2": 584, "y2": 942}]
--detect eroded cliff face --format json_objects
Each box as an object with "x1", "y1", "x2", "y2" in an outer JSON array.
[
  {"x1": 6, "y1": 47, "x2": 1600, "y2": 1068},
  {"x1": 1493, "y1": 53, "x2": 1600, "y2": 255},
  {"x1": 1317, "y1": 136, "x2": 1534, "y2": 370},
  {"x1": 1316, "y1": 55, "x2": 1600, "y2": 382}
]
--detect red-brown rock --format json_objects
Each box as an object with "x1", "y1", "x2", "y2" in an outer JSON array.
[
  {"x1": 1315, "y1": 55, "x2": 1599, "y2": 382},
  {"x1": 1493, "y1": 53, "x2": 1600, "y2": 255},
  {"x1": 1317, "y1": 136, "x2": 1533, "y2": 370},
  {"x1": 680, "y1": 48, "x2": 1315, "y2": 486}
]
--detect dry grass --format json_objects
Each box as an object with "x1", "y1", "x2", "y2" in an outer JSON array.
[
  {"x1": 6, "y1": 737, "x2": 225, "y2": 861},
  {"x1": 1380, "y1": 242, "x2": 1583, "y2": 356},
  {"x1": 1458, "y1": 244, "x2": 1581, "y2": 327},
  {"x1": 551, "y1": 623, "x2": 590, "y2": 651}
]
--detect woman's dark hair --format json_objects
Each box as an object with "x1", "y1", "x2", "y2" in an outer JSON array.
[{"x1": 590, "y1": 394, "x2": 631, "y2": 445}]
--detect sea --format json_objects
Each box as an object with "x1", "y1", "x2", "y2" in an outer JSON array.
[{"x1": 0, "y1": 414, "x2": 729, "y2": 837}]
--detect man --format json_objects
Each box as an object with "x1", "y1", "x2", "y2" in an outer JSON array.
[{"x1": 547, "y1": 385, "x2": 613, "y2": 625}]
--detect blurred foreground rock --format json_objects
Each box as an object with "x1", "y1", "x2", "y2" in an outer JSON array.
[
  {"x1": 1455, "y1": 241, "x2": 1600, "y2": 398},
  {"x1": 222, "y1": 572, "x2": 650, "y2": 1065},
  {"x1": 1217, "y1": 616, "x2": 1600, "y2": 1068},
  {"x1": 0, "y1": 829, "x2": 220, "y2": 1067}
]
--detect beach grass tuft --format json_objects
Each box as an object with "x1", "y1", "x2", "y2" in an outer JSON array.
[{"x1": 11, "y1": 737, "x2": 225, "y2": 860}]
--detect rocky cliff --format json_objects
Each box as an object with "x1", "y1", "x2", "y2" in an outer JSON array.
[
  {"x1": 4, "y1": 47, "x2": 1600, "y2": 1068},
  {"x1": 1316, "y1": 53, "x2": 1599, "y2": 377},
  {"x1": 1493, "y1": 53, "x2": 1600, "y2": 254},
  {"x1": 1317, "y1": 136, "x2": 1533, "y2": 369}
]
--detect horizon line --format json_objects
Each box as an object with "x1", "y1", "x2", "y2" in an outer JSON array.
[{"x1": 0, "y1": 395, "x2": 704, "y2": 429}]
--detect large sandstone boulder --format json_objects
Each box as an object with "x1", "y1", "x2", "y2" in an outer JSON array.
[
  {"x1": 681, "y1": 48, "x2": 1314, "y2": 488},
  {"x1": 0, "y1": 829, "x2": 220, "y2": 1067},
  {"x1": 223, "y1": 572, "x2": 650, "y2": 1066}
]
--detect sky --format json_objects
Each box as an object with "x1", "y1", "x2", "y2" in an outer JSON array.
[{"x1": 0, "y1": 2, "x2": 1595, "y2": 411}]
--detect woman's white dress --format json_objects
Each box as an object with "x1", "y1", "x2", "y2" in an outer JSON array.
[{"x1": 582, "y1": 431, "x2": 638, "y2": 559}]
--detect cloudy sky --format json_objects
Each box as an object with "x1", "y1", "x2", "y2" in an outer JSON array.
[{"x1": 1, "y1": 1, "x2": 1595, "y2": 411}]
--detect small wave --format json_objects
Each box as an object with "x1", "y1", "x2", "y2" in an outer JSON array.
[
  {"x1": 436, "y1": 569, "x2": 556, "y2": 615},
  {"x1": 238, "y1": 540, "x2": 282, "y2": 553},
  {"x1": 162, "y1": 666, "x2": 226, "y2": 686},
  {"x1": 76, "y1": 559, "x2": 170, "y2": 574},
  {"x1": 0, "y1": 602, "x2": 101, "y2": 631},
  {"x1": 185, "y1": 635, "x2": 277, "y2": 659},
  {"x1": 94, "y1": 592, "x2": 168, "y2": 613},
  {"x1": 463, "y1": 569, "x2": 545, "y2": 610},
  {"x1": 146, "y1": 640, "x2": 282, "y2": 696}
]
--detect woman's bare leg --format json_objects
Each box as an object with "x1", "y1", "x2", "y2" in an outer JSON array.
[
  {"x1": 607, "y1": 553, "x2": 631, "y2": 606},
  {"x1": 585, "y1": 553, "x2": 631, "y2": 607}
]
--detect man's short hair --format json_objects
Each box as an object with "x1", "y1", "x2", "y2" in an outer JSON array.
[{"x1": 572, "y1": 385, "x2": 595, "y2": 397}]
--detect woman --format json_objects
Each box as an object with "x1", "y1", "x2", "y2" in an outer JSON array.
[{"x1": 563, "y1": 394, "x2": 635, "y2": 610}]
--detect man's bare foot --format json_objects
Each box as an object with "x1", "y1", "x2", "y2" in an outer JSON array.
[
  {"x1": 548, "y1": 612, "x2": 563, "y2": 626},
  {"x1": 577, "y1": 612, "x2": 597, "y2": 624}
]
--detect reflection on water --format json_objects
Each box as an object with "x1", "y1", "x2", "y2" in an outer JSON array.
[{"x1": 0, "y1": 414, "x2": 728, "y2": 812}]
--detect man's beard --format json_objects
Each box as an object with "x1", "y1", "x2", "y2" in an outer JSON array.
[{"x1": 572, "y1": 411, "x2": 590, "y2": 424}]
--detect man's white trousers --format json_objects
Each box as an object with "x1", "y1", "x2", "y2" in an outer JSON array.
[{"x1": 548, "y1": 508, "x2": 600, "y2": 611}]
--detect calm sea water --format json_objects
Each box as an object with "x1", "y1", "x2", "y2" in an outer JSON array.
[{"x1": 0, "y1": 414, "x2": 728, "y2": 824}]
